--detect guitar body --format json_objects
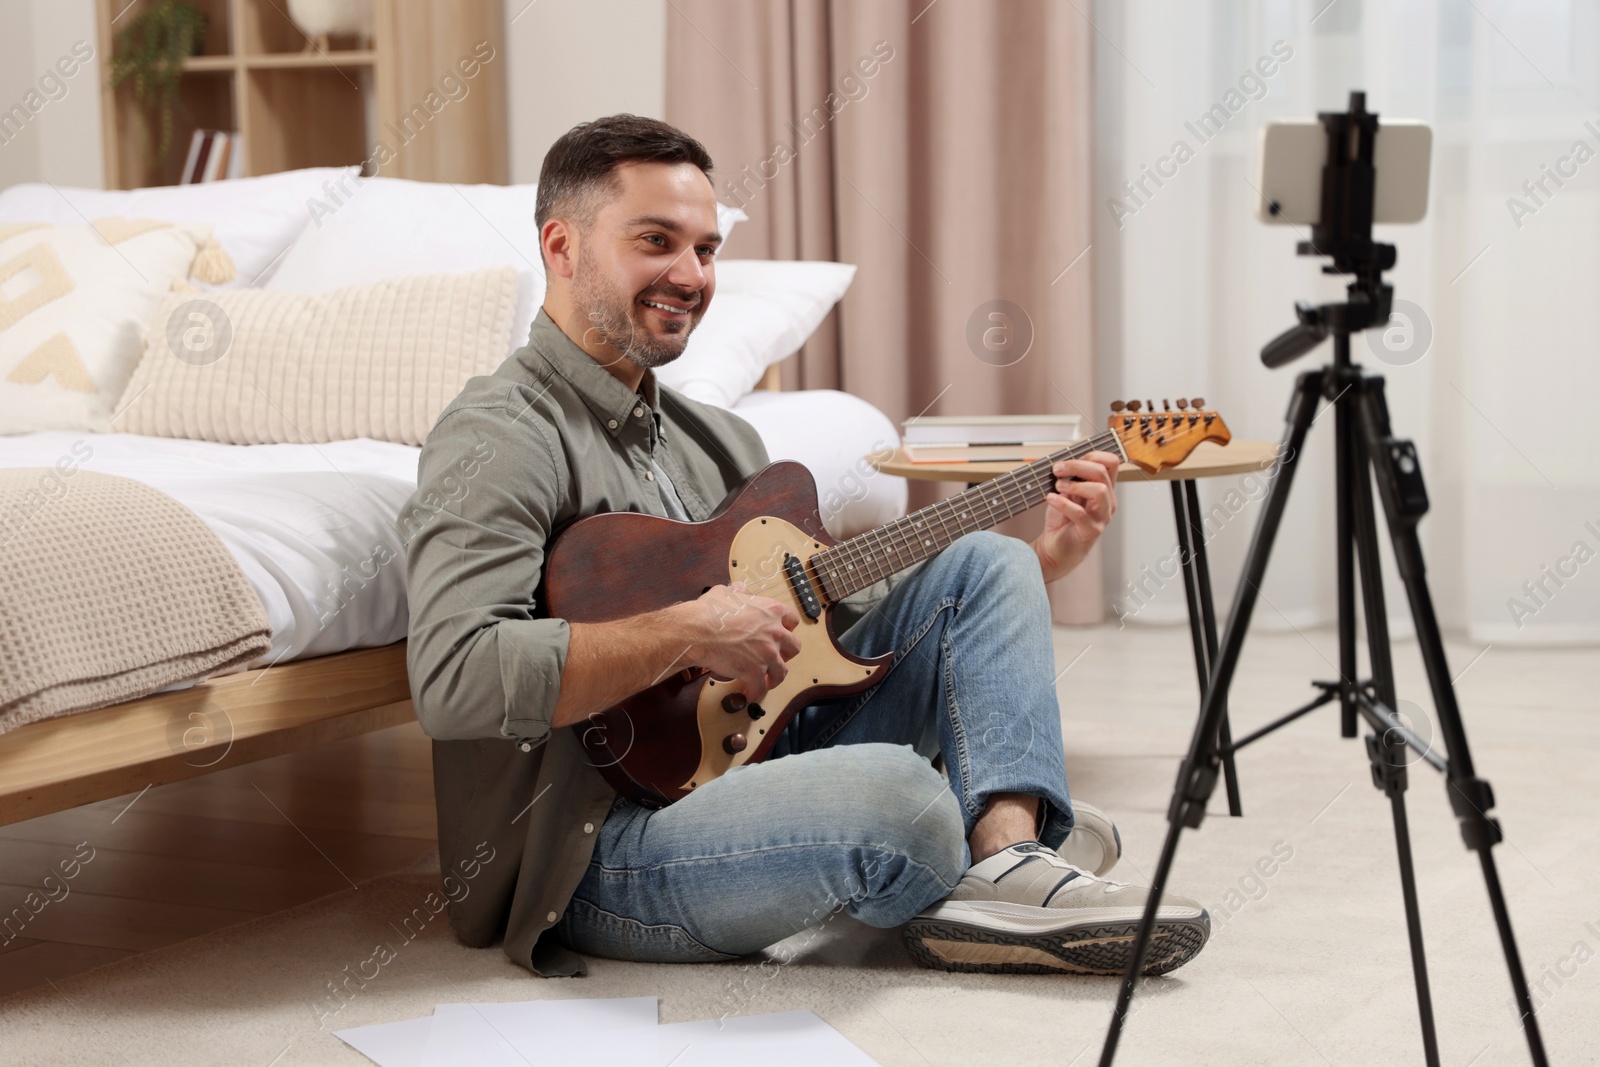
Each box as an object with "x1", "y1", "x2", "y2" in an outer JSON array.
[{"x1": 543, "y1": 461, "x2": 891, "y2": 807}]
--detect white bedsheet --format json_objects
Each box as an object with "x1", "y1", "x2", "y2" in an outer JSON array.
[
  {"x1": 1, "y1": 433, "x2": 420, "y2": 678},
  {"x1": 0, "y1": 392, "x2": 904, "y2": 681},
  {"x1": 729, "y1": 388, "x2": 907, "y2": 540}
]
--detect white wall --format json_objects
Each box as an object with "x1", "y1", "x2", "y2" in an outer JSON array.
[
  {"x1": 0, "y1": 0, "x2": 103, "y2": 191},
  {"x1": 504, "y1": 0, "x2": 665, "y2": 184}
]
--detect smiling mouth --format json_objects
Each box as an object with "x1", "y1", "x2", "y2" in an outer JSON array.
[{"x1": 640, "y1": 297, "x2": 696, "y2": 317}]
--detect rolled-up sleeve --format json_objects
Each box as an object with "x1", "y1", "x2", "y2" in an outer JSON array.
[{"x1": 400, "y1": 401, "x2": 571, "y2": 743}]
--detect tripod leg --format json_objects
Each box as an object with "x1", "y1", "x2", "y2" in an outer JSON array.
[
  {"x1": 1099, "y1": 369, "x2": 1326, "y2": 1067},
  {"x1": 1354, "y1": 374, "x2": 1549, "y2": 1067},
  {"x1": 1335, "y1": 338, "x2": 1360, "y2": 738},
  {"x1": 1346, "y1": 407, "x2": 1440, "y2": 1066}
]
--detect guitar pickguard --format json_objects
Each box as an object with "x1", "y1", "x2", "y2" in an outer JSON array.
[{"x1": 679, "y1": 515, "x2": 886, "y2": 795}]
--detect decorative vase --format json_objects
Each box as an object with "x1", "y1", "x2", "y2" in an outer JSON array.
[{"x1": 285, "y1": 0, "x2": 373, "y2": 52}]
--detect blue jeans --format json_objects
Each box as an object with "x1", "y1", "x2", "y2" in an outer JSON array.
[{"x1": 556, "y1": 531, "x2": 1076, "y2": 963}]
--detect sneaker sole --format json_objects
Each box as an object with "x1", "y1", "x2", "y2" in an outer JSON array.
[{"x1": 903, "y1": 912, "x2": 1210, "y2": 977}]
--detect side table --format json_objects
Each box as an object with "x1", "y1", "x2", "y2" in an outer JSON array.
[{"x1": 869, "y1": 437, "x2": 1280, "y2": 817}]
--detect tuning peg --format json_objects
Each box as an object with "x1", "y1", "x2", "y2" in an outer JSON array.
[
  {"x1": 1162, "y1": 398, "x2": 1171, "y2": 411},
  {"x1": 1126, "y1": 399, "x2": 1141, "y2": 412},
  {"x1": 1146, "y1": 399, "x2": 1155, "y2": 413},
  {"x1": 1176, "y1": 398, "x2": 1188, "y2": 410},
  {"x1": 1110, "y1": 400, "x2": 1125, "y2": 412},
  {"x1": 1191, "y1": 397, "x2": 1205, "y2": 409}
]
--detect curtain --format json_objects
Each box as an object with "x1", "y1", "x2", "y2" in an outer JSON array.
[
  {"x1": 666, "y1": 0, "x2": 1103, "y2": 624},
  {"x1": 1093, "y1": 0, "x2": 1600, "y2": 646}
]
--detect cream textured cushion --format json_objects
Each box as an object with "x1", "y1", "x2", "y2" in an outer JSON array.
[
  {"x1": 114, "y1": 266, "x2": 517, "y2": 446},
  {"x1": 0, "y1": 219, "x2": 218, "y2": 435}
]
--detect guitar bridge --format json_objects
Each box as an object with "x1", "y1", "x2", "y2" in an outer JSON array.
[{"x1": 784, "y1": 553, "x2": 822, "y2": 620}]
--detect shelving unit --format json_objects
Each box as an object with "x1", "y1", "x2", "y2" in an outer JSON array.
[{"x1": 97, "y1": 0, "x2": 506, "y2": 189}]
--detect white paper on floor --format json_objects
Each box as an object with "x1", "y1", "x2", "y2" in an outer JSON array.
[{"x1": 333, "y1": 997, "x2": 879, "y2": 1067}]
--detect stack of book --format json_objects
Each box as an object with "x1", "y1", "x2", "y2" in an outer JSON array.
[
  {"x1": 900, "y1": 413, "x2": 1082, "y2": 463},
  {"x1": 180, "y1": 129, "x2": 244, "y2": 183}
]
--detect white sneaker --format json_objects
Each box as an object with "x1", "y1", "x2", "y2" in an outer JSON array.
[
  {"x1": 1058, "y1": 800, "x2": 1122, "y2": 877},
  {"x1": 904, "y1": 842, "x2": 1210, "y2": 976}
]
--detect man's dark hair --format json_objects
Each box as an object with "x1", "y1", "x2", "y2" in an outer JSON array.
[{"x1": 535, "y1": 114, "x2": 715, "y2": 245}]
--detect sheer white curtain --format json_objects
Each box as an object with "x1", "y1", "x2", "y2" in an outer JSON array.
[{"x1": 1092, "y1": 0, "x2": 1600, "y2": 646}]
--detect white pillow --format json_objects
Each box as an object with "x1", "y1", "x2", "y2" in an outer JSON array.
[
  {"x1": 0, "y1": 219, "x2": 213, "y2": 434},
  {"x1": 0, "y1": 168, "x2": 351, "y2": 288},
  {"x1": 655, "y1": 260, "x2": 857, "y2": 407},
  {"x1": 263, "y1": 173, "x2": 749, "y2": 352}
]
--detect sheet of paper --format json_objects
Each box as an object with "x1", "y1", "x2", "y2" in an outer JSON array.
[
  {"x1": 417, "y1": 996, "x2": 660, "y2": 1067},
  {"x1": 647, "y1": 1010, "x2": 879, "y2": 1066},
  {"x1": 333, "y1": 1014, "x2": 434, "y2": 1067}
]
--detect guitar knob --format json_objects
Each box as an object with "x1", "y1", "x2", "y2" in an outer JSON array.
[
  {"x1": 1191, "y1": 397, "x2": 1205, "y2": 409},
  {"x1": 723, "y1": 732, "x2": 748, "y2": 754},
  {"x1": 747, "y1": 702, "x2": 766, "y2": 720},
  {"x1": 1126, "y1": 400, "x2": 1141, "y2": 412},
  {"x1": 721, "y1": 692, "x2": 748, "y2": 713},
  {"x1": 1176, "y1": 398, "x2": 1188, "y2": 410},
  {"x1": 1110, "y1": 400, "x2": 1125, "y2": 412}
]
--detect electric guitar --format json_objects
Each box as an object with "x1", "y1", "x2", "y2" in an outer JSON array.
[{"x1": 544, "y1": 400, "x2": 1231, "y2": 807}]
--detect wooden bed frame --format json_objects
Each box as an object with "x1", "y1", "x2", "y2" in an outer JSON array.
[{"x1": 0, "y1": 367, "x2": 791, "y2": 828}]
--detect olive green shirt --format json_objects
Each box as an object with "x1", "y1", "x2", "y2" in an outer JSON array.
[{"x1": 399, "y1": 309, "x2": 904, "y2": 977}]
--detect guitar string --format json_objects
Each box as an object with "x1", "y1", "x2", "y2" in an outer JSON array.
[
  {"x1": 818, "y1": 420, "x2": 1201, "y2": 595},
  {"x1": 820, "y1": 428, "x2": 1083, "y2": 598},
  {"x1": 735, "y1": 418, "x2": 1213, "y2": 600},
  {"x1": 745, "y1": 422, "x2": 1178, "y2": 601},
  {"x1": 840, "y1": 428, "x2": 1121, "y2": 588},
  {"x1": 815, "y1": 425, "x2": 1127, "y2": 594}
]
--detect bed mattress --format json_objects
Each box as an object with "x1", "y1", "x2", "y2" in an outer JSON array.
[{"x1": 0, "y1": 391, "x2": 905, "y2": 685}]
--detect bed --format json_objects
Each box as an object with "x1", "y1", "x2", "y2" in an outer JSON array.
[{"x1": 0, "y1": 170, "x2": 906, "y2": 825}]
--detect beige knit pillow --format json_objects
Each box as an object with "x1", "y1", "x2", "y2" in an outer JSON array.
[{"x1": 115, "y1": 266, "x2": 517, "y2": 446}]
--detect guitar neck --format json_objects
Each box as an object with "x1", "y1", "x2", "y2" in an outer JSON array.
[{"x1": 810, "y1": 429, "x2": 1126, "y2": 603}]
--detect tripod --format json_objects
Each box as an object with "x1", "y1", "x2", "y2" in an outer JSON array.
[{"x1": 1098, "y1": 94, "x2": 1549, "y2": 1066}]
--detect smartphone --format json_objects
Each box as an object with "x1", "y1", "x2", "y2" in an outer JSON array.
[{"x1": 1255, "y1": 119, "x2": 1432, "y2": 225}]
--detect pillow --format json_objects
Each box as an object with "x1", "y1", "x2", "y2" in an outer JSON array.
[
  {"x1": 654, "y1": 260, "x2": 858, "y2": 407},
  {"x1": 0, "y1": 219, "x2": 220, "y2": 435},
  {"x1": 114, "y1": 266, "x2": 517, "y2": 446},
  {"x1": 0, "y1": 168, "x2": 352, "y2": 287},
  {"x1": 263, "y1": 174, "x2": 749, "y2": 352}
]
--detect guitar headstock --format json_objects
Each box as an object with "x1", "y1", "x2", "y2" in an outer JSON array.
[{"x1": 1110, "y1": 397, "x2": 1231, "y2": 473}]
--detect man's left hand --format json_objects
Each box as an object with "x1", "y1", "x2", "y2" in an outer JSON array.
[{"x1": 1032, "y1": 451, "x2": 1120, "y2": 584}]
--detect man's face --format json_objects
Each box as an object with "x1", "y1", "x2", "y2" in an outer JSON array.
[{"x1": 567, "y1": 161, "x2": 720, "y2": 371}]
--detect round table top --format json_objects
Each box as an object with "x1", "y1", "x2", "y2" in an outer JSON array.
[{"x1": 870, "y1": 438, "x2": 1280, "y2": 484}]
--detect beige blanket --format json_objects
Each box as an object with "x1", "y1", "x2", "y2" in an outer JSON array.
[{"x1": 0, "y1": 468, "x2": 272, "y2": 733}]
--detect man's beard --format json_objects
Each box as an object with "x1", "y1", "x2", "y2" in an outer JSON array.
[{"x1": 571, "y1": 248, "x2": 701, "y2": 370}]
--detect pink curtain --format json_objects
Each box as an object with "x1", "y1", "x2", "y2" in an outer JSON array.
[{"x1": 667, "y1": 0, "x2": 1102, "y2": 623}]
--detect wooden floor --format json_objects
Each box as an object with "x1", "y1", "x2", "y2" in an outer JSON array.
[{"x1": 0, "y1": 722, "x2": 436, "y2": 996}]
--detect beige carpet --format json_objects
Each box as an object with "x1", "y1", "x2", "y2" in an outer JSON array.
[{"x1": 1, "y1": 623, "x2": 1595, "y2": 1066}]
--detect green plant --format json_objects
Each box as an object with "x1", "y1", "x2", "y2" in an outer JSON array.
[{"x1": 109, "y1": 0, "x2": 207, "y2": 161}]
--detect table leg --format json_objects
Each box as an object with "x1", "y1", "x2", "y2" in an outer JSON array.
[{"x1": 1170, "y1": 480, "x2": 1243, "y2": 816}]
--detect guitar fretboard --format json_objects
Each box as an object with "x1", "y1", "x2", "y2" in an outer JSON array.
[{"x1": 810, "y1": 428, "x2": 1126, "y2": 602}]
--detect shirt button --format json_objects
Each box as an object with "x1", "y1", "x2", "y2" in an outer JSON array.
[
  {"x1": 645, "y1": 470, "x2": 655, "y2": 481},
  {"x1": 607, "y1": 419, "x2": 618, "y2": 430},
  {"x1": 633, "y1": 406, "x2": 644, "y2": 418},
  {"x1": 547, "y1": 911, "x2": 558, "y2": 923},
  {"x1": 583, "y1": 822, "x2": 594, "y2": 834}
]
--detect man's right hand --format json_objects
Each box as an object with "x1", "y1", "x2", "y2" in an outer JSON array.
[{"x1": 683, "y1": 582, "x2": 802, "y2": 703}]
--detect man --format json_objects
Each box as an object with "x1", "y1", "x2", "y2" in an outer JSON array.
[{"x1": 400, "y1": 114, "x2": 1210, "y2": 980}]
